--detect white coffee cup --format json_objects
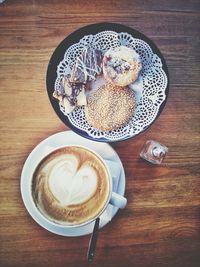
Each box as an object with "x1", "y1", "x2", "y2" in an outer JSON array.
[{"x1": 31, "y1": 145, "x2": 127, "y2": 228}]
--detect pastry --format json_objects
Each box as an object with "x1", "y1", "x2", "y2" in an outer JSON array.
[
  {"x1": 103, "y1": 46, "x2": 142, "y2": 87},
  {"x1": 71, "y1": 47, "x2": 103, "y2": 83},
  {"x1": 53, "y1": 48, "x2": 103, "y2": 114},
  {"x1": 53, "y1": 77, "x2": 86, "y2": 114},
  {"x1": 85, "y1": 83, "x2": 136, "y2": 131}
]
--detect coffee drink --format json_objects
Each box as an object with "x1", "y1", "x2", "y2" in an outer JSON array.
[{"x1": 32, "y1": 146, "x2": 110, "y2": 226}]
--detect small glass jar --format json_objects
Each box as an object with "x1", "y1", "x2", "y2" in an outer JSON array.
[{"x1": 140, "y1": 140, "x2": 168, "y2": 164}]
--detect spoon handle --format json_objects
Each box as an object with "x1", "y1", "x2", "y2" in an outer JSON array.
[{"x1": 87, "y1": 217, "x2": 100, "y2": 262}]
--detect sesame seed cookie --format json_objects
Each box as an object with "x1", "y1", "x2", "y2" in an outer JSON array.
[{"x1": 85, "y1": 83, "x2": 136, "y2": 131}]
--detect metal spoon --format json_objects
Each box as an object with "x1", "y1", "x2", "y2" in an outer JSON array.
[{"x1": 87, "y1": 217, "x2": 100, "y2": 261}]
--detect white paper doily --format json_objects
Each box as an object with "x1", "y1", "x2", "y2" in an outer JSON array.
[{"x1": 54, "y1": 31, "x2": 168, "y2": 141}]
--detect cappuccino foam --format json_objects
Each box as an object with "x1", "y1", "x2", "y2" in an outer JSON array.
[{"x1": 32, "y1": 146, "x2": 110, "y2": 225}]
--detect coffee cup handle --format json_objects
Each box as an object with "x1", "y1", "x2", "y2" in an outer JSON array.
[{"x1": 109, "y1": 192, "x2": 127, "y2": 209}]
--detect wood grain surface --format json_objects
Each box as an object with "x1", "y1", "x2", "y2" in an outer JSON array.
[{"x1": 0, "y1": 1, "x2": 200, "y2": 267}]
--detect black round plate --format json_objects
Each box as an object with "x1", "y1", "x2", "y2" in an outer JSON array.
[{"x1": 46, "y1": 22, "x2": 169, "y2": 142}]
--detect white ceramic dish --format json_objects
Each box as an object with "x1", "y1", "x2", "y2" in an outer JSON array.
[{"x1": 20, "y1": 131, "x2": 125, "y2": 236}]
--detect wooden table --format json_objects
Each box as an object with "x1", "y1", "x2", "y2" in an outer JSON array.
[{"x1": 0, "y1": 1, "x2": 200, "y2": 266}]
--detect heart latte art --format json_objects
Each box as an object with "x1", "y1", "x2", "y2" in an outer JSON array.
[{"x1": 32, "y1": 146, "x2": 110, "y2": 225}]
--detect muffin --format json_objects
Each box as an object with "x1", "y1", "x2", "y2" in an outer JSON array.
[
  {"x1": 85, "y1": 83, "x2": 136, "y2": 131},
  {"x1": 103, "y1": 46, "x2": 142, "y2": 87}
]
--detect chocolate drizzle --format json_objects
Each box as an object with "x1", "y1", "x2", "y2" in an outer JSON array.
[
  {"x1": 53, "y1": 48, "x2": 103, "y2": 113},
  {"x1": 71, "y1": 48, "x2": 103, "y2": 83},
  {"x1": 66, "y1": 83, "x2": 85, "y2": 106}
]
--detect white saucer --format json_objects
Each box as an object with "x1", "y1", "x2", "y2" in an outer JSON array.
[{"x1": 20, "y1": 131, "x2": 125, "y2": 236}]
